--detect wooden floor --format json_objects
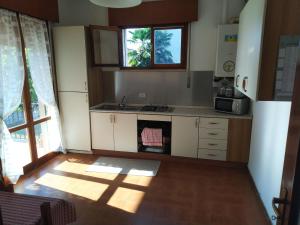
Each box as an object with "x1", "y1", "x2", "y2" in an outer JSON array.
[{"x1": 15, "y1": 153, "x2": 270, "y2": 225}]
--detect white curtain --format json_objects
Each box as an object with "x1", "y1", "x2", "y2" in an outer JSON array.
[
  {"x1": 0, "y1": 9, "x2": 25, "y2": 182},
  {"x1": 19, "y1": 15, "x2": 65, "y2": 153}
]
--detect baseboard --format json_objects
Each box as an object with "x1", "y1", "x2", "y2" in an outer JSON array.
[
  {"x1": 247, "y1": 169, "x2": 273, "y2": 225},
  {"x1": 23, "y1": 152, "x2": 60, "y2": 174},
  {"x1": 92, "y1": 149, "x2": 247, "y2": 169},
  {"x1": 67, "y1": 149, "x2": 93, "y2": 155}
]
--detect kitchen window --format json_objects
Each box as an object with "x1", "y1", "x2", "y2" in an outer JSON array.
[
  {"x1": 123, "y1": 25, "x2": 187, "y2": 69},
  {"x1": 90, "y1": 24, "x2": 188, "y2": 69}
]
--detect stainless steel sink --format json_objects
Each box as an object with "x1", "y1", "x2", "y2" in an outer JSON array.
[{"x1": 95, "y1": 104, "x2": 140, "y2": 111}]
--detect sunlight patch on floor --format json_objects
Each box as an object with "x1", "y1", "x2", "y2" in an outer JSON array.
[
  {"x1": 54, "y1": 160, "x2": 118, "y2": 180},
  {"x1": 35, "y1": 173, "x2": 108, "y2": 201},
  {"x1": 123, "y1": 175, "x2": 153, "y2": 187},
  {"x1": 107, "y1": 187, "x2": 145, "y2": 213}
]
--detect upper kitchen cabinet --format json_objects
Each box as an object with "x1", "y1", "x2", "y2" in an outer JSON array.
[
  {"x1": 234, "y1": 0, "x2": 267, "y2": 100},
  {"x1": 90, "y1": 26, "x2": 121, "y2": 67},
  {"x1": 235, "y1": 0, "x2": 300, "y2": 101},
  {"x1": 53, "y1": 26, "x2": 88, "y2": 92}
]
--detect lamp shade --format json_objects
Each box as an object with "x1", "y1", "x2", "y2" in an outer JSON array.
[{"x1": 89, "y1": 0, "x2": 142, "y2": 8}]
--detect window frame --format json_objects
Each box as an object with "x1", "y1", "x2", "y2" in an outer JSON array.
[
  {"x1": 121, "y1": 23, "x2": 188, "y2": 70},
  {"x1": 7, "y1": 13, "x2": 53, "y2": 169}
]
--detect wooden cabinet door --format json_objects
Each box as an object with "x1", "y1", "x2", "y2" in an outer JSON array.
[
  {"x1": 227, "y1": 118, "x2": 252, "y2": 163},
  {"x1": 171, "y1": 116, "x2": 199, "y2": 158},
  {"x1": 114, "y1": 113, "x2": 138, "y2": 152},
  {"x1": 59, "y1": 92, "x2": 91, "y2": 152},
  {"x1": 53, "y1": 26, "x2": 88, "y2": 92},
  {"x1": 235, "y1": 0, "x2": 267, "y2": 100},
  {"x1": 90, "y1": 26, "x2": 121, "y2": 67},
  {"x1": 90, "y1": 112, "x2": 114, "y2": 151}
]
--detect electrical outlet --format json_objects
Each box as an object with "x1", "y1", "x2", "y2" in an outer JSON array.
[{"x1": 138, "y1": 92, "x2": 146, "y2": 98}]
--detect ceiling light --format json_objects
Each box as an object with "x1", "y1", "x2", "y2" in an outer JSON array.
[{"x1": 89, "y1": 0, "x2": 142, "y2": 8}]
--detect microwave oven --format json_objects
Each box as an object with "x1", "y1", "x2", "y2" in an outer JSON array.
[{"x1": 214, "y1": 97, "x2": 249, "y2": 115}]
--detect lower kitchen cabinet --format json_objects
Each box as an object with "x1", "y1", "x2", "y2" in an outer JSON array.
[
  {"x1": 171, "y1": 116, "x2": 199, "y2": 158},
  {"x1": 90, "y1": 112, "x2": 138, "y2": 152},
  {"x1": 114, "y1": 113, "x2": 138, "y2": 152},
  {"x1": 227, "y1": 118, "x2": 252, "y2": 163},
  {"x1": 91, "y1": 112, "x2": 114, "y2": 151},
  {"x1": 59, "y1": 92, "x2": 91, "y2": 152}
]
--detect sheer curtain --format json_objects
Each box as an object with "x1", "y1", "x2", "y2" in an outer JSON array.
[
  {"x1": 0, "y1": 9, "x2": 25, "y2": 182},
  {"x1": 19, "y1": 15, "x2": 65, "y2": 153}
]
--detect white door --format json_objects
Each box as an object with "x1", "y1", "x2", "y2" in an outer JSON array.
[
  {"x1": 59, "y1": 92, "x2": 91, "y2": 152},
  {"x1": 114, "y1": 113, "x2": 138, "y2": 152},
  {"x1": 235, "y1": 0, "x2": 267, "y2": 100},
  {"x1": 53, "y1": 26, "x2": 88, "y2": 92},
  {"x1": 90, "y1": 112, "x2": 114, "y2": 151},
  {"x1": 171, "y1": 116, "x2": 199, "y2": 158}
]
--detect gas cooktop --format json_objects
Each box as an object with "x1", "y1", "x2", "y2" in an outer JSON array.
[{"x1": 140, "y1": 105, "x2": 174, "y2": 113}]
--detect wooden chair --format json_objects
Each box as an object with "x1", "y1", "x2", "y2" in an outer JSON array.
[
  {"x1": 0, "y1": 206, "x2": 3, "y2": 225},
  {"x1": 0, "y1": 203, "x2": 53, "y2": 225},
  {"x1": 40, "y1": 202, "x2": 53, "y2": 225}
]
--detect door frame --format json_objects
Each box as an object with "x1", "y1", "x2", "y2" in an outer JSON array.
[{"x1": 277, "y1": 52, "x2": 300, "y2": 225}]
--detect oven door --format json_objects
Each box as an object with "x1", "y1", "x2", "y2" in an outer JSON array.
[{"x1": 215, "y1": 97, "x2": 234, "y2": 113}]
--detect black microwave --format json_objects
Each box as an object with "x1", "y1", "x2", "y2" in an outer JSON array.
[{"x1": 214, "y1": 97, "x2": 249, "y2": 115}]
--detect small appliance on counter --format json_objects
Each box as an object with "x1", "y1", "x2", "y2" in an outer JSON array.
[
  {"x1": 215, "y1": 84, "x2": 249, "y2": 115},
  {"x1": 214, "y1": 96, "x2": 250, "y2": 115}
]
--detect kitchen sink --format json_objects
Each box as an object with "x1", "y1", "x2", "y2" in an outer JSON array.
[{"x1": 95, "y1": 104, "x2": 141, "y2": 111}]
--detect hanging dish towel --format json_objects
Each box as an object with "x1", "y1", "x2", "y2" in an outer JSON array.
[{"x1": 141, "y1": 128, "x2": 163, "y2": 147}]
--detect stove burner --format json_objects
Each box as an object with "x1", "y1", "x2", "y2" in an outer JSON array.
[{"x1": 141, "y1": 105, "x2": 174, "y2": 112}]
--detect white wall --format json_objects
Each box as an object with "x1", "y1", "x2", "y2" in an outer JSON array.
[
  {"x1": 190, "y1": 0, "x2": 245, "y2": 71},
  {"x1": 248, "y1": 101, "x2": 292, "y2": 223},
  {"x1": 57, "y1": 0, "x2": 108, "y2": 26}
]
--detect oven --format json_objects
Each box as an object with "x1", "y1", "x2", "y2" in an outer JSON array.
[{"x1": 137, "y1": 116, "x2": 171, "y2": 155}]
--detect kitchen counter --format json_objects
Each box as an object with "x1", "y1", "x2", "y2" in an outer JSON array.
[{"x1": 90, "y1": 103, "x2": 252, "y2": 119}]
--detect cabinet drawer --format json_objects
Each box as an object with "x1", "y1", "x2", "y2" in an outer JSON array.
[
  {"x1": 138, "y1": 114, "x2": 171, "y2": 122},
  {"x1": 199, "y1": 128, "x2": 227, "y2": 140},
  {"x1": 199, "y1": 118, "x2": 228, "y2": 130},
  {"x1": 198, "y1": 139, "x2": 227, "y2": 151},
  {"x1": 198, "y1": 149, "x2": 227, "y2": 161}
]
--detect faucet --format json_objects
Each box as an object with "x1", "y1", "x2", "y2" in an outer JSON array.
[{"x1": 119, "y1": 96, "x2": 127, "y2": 108}]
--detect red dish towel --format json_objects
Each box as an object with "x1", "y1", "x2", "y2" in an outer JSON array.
[{"x1": 141, "y1": 128, "x2": 163, "y2": 147}]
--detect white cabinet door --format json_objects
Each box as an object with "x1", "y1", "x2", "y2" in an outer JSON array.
[
  {"x1": 59, "y1": 92, "x2": 91, "y2": 152},
  {"x1": 90, "y1": 112, "x2": 114, "y2": 151},
  {"x1": 53, "y1": 26, "x2": 88, "y2": 92},
  {"x1": 114, "y1": 113, "x2": 138, "y2": 152},
  {"x1": 171, "y1": 116, "x2": 199, "y2": 158},
  {"x1": 235, "y1": 0, "x2": 267, "y2": 100}
]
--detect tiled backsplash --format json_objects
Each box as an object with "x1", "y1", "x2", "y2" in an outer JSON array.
[{"x1": 102, "y1": 71, "x2": 214, "y2": 107}]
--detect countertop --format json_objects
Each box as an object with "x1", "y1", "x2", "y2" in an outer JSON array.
[{"x1": 90, "y1": 103, "x2": 252, "y2": 120}]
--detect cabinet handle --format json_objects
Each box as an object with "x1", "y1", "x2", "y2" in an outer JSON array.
[
  {"x1": 195, "y1": 118, "x2": 199, "y2": 128},
  {"x1": 208, "y1": 133, "x2": 218, "y2": 136},
  {"x1": 113, "y1": 115, "x2": 116, "y2": 123},
  {"x1": 236, "y1": 75, "x2": 240, "y2": 88},
  {"x1": 242, "y1": 77, "x2": 248, "y2": 92},
  {"x1": 84, "y1": 81, "x2": 87, "y2": 91},
  {"x1": 208, "y1": 143, "x2": 218, "y2": 146},
  {"x1": 207, "y1": 154, "x2": 217, "y2": 157},
  {"x1": 209, "y1": 122, "x2": 218, "y2": 125},
  {"x1": 85, "y1": 94, "x2": 88, "y2": 103}
]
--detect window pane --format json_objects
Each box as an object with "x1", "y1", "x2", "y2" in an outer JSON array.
[
  {"x1": 4, "y1": 102, "x2": 26, "y2": 128},
  {"x1": 28, "y1": 73, "x2": 49, "y2": 120},
  {"x1": 124, "y1": 28, "x2": 151, "y2": 68},
  {"x1": 11, "y1": 129, "x2": 31, "y2": 167},
  {"x1": 154, "y1": 28, "x2": 182, "y2": 65},
  {"x1": 35, "y1": 122, "x2": 51, "y2": 158}
]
